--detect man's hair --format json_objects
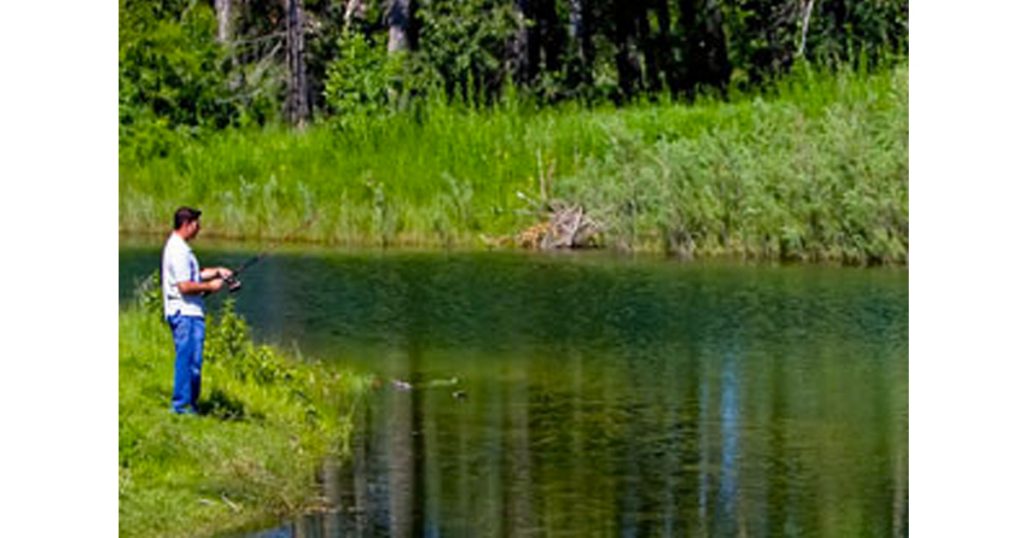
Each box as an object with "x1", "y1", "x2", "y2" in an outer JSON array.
[{"x1": 173, "y1": 206, "x2": 202, "y2": 230}]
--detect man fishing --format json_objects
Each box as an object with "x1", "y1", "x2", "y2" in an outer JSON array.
[{"x1": 162, "y1": 207, "x2": 235, "y2": 415}]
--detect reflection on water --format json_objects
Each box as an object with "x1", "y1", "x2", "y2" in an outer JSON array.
[{"x1": 120, "y1": 243, "x2": 907, "y2": 537}]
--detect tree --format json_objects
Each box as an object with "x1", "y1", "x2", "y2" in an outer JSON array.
[
  {"x1": 565, "y1": 0, "x2": 596, "y2": 91},
  {"x1": 510, "y1": 0, "x2": 533, "y2": 84},
  {"x1": 344, "y1": 0, "x2": 366, "y2": 30},
  {"x1": 214, "y1": 0, "x2": 232, "y2": 43},
  {"x1": 679, "y1": 0, "x2": 731, "y2": 95},
  {"x1": 119, "y1": 0, "x2": 909, "y2": 142},
  {"x1": 387, "y1": 0, "x2": 416, "y2": 53},
  {"x1": 611, "y1": 0, "x2": 643, "y2": 101},
  {"x1": 285, "y1": 0, "x2": 310, "y2": 126}
]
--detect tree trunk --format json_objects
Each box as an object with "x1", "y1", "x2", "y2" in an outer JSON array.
[
  {"x1": 536, "y1": 0, "x2": 564, "y2": 76},
  {"x1": 679, "y1": 0, "x2": 731, "y2": 96},
  {"x1": 214, "y1": 0, "x2": 231, "y2": 43},
  {"x1": 387, "y1": 0, "x2": 415, "y2": 53},
  {"x1": 509, "y1": 0, "x2": 540, "y2": 84},
  {"x1": 566, "y1": 0, "x2": 595, "y2": 90},
  {"x1": 612, "y1": 0, "x2": 642, "y2": 101},
  {"x1": 285, "y1": 0, "x2": 310, "y2": 126},
  {"x1": 344, "y1": 0, "x2": 366, "y2": 31},
  {"x1": 635, "y1": 3, "x2": 659, "y2": 92},
  {"x1": 702, "y1": 0, "x2": 731, "y2": 93},
  {"x1": 653, "y1": 0, "x2": 680, "y2": 94},
  {"x1": 797, "y1": 0, "x2": 816, "y2": 58}
]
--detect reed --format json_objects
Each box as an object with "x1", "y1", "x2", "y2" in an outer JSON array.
[{"x1": 120, "y1": 63, "x2": 907, "y2": 264}]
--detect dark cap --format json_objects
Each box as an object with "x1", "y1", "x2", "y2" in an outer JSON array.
[{"x1": 173, "y1": 206, "x2": 202, "y2": 230}]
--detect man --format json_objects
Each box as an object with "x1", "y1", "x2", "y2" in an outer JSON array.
[{"x1": 162, "y1": 207, "x2": 234, "y2": 415}]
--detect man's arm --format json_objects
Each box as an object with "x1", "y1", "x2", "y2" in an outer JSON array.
[
  {"x1": 200, "y1": 267, "x2": 233, "y2": 281},
  {"x1": 178, "y1": 279, "x2": 224, "y2": 295},
  {"x1": 178, "y1": 267, "x2": 235, "y2": 295}
]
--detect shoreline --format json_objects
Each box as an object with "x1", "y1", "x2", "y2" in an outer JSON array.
[
  {"x1": 118, "y1": 299, "x2": 373, "y2": 538},
  {"x1": 118, "y1": 227, "x2": 908, "y2": 267},
  {"x1": 120, "y1": 66, "x2": 908, "y2": 267}
]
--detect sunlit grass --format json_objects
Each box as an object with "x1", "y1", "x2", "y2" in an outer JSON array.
[
  {"x1": 119, "y1": 291, "x2": 373, "y2": 538},
  {"x1": 120, "y1": 63, "x2": 907, "y2": 264}
]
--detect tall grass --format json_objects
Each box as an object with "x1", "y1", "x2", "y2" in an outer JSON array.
[
  {"x1": 562, "y1": 63, "x2": 908, "y2": 263},
  {"x1": 119, "y1": 286, "x2": 373, "y2": 537},
  {"x1": 120, "y1": 63, "x2": 907, "y2": 263}
]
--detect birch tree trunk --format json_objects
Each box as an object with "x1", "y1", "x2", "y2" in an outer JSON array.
[
  {"x1": 214, "y1": 0, "x2": 231, "y2": 43},
  {"x1": 797, "y1": 0, "x2": 816, "y2": 58},
  {"x1": 285, "y1": 0, "x2": 310, "y2": 126}
]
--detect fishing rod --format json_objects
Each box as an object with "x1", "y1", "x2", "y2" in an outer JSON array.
[{"x1": 213, "y1": 214, "x2": 318, "y2": 294}]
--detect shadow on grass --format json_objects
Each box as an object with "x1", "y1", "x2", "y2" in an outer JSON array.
[{"x1": 198, "y1": 389, "x2": 265, "y2": 422}]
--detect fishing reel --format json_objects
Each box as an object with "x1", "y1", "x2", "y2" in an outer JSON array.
[
  {"x1": 200, "y1": 273, "x2": 242, "y2": 297},
  {"x1": 224, "y1": 275, "x2": 243, "y2": 292}
]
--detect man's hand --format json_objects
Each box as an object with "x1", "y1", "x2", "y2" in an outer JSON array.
[
  {"x1": 208, "y1": 278, "x2": 225, "y2": 292},
  {"x1": 200, "y1": 267, "x2": 234, "y2": 281},
  {"x1": 217, "y1": 267, "x2": 241, "y2": 292}
]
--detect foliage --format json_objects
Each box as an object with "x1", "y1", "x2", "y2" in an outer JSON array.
[
  {"x1": 118, "y1": 0, "x2": 908, "y2": 134},
  {"x1": 206, "y1": 298, "x2": 312, "y2": 404},
  {"x1": 132, "y1": 269, "x2": 164, "y2": 315},
  {"x1": 412, "y1": 0, "x2": 521, "y2": 104},
  {"x1": 119, "y1": 0, "x2": 232, "y2": 161},
  {"x1": 119, "y1": 0, "x2": 284, "y2": 162},
  {"x1": 722, "y1": 0, "x2": 908, "y2": 88},
  {"x1": 323, "y1": 31, "x2": 404, "y2": 129}
]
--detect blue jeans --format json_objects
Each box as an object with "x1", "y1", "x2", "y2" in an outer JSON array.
[{"x1": 167, "y1": 313, "x2": 206, "y2": 414}]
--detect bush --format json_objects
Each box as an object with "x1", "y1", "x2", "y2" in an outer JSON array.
[
  {"x1": 323, "y1": 31, "x2": 404, "y2": 130},
  {"x1": 119, "y1": 0, "x2": 258, "y2": 161}
]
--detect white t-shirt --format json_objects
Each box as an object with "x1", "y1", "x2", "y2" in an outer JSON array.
[{"x1": 162, "y1": 232, "x2": 205, "y2": 318}]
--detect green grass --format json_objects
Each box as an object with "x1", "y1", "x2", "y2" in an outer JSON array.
[
  {"x1": 119, "y1": 62, "x2": 907, "y2": 264},
  {"x1": 119, "y1": 288, "x2": 373, "y2": 538}
]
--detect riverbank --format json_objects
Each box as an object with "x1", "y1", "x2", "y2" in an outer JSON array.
[
  {"x1": 118, "y1": 287, "x2": 373, "y2": 537},
  {"x1": 120, "y1": 63, "x2": 907, "y2": 265}
]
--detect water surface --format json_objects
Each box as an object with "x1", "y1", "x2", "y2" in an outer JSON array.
[{"x1": 120, "y1": 239, "x2": 908, "y2": 537}]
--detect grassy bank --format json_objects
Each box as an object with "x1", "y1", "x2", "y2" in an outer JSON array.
[
  {"x1": 119, "y1": 286, "x2": 373, "y2": 537},
  {"x1": 120, "y1": 63, "x2": 907, "y2": 264}
]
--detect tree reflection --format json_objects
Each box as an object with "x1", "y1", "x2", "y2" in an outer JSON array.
[{"x1": 225, "y1": 255, "x2": 907, "y2": 538}]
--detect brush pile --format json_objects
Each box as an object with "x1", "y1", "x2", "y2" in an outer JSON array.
[{"x1": 516, "y1": 200, "x2": 601, "y2": 250}]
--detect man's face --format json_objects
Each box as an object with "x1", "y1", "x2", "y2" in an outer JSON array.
[{"x1": 185, "y1": 219, "x2": 201, "y2": 240}]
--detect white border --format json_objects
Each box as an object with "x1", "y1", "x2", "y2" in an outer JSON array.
[
  {"x1": 0, "y1": 1, "x2": 118, "y2": 535},
  {"x1": 911, "y1": 1, "x2": 1024, "y2": 534}
]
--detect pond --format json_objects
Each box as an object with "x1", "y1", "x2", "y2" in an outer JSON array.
[{"x1": 120, "y1": 238, "x2": 908, "y2": 537}]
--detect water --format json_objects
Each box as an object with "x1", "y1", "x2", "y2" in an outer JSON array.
[{"x1": 120, "y1": 239, "x2": 908, "y2": 537}]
